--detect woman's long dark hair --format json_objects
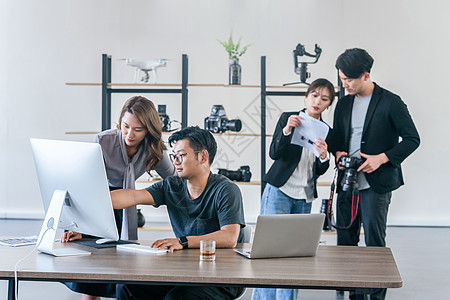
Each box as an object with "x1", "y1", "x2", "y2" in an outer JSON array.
[{"x1": 117, "y1": 96, "x2": 166, "y2": 174}]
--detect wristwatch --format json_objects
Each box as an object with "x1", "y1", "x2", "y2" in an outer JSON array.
[{"x1": 178, "y1": 236, "x2": 188, "y2": 249}]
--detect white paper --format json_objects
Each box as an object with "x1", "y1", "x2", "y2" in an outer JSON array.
[{"x1": 290, "y1": 111, "x2": 329, "y2": 157}]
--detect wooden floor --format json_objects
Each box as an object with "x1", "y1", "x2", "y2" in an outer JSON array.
[{"x1": 0, "y1": 219, "x2": 449, "y2": 300}]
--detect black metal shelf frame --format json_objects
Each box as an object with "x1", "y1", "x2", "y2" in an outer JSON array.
[
  {"x1": 101, "y1": 54, "x2": 189, "y2": 131},
  {"x1": 260, "y1": 56, "x2": 309, "y2": 195},
  {"x1": 260, "y1": 56, "x2": 343, "y2": 195},
  {"x1": 100, "y1": 53, "x2": 342, "y2": 197}
]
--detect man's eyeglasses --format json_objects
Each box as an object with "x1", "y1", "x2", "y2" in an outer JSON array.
[{"x1": 169, "y1": 151, "x2": 201, "y2": 164}]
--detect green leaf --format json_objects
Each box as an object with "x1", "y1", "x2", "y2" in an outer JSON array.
[
  {"x1": 228, "y1": 32, "x2": 234, "y2": 49},
  {"x1": 239, "y1": 43, "x2": 253, "y2": 57},
  {"x1": 235, "y1": 36, "x2": 242, "y2": 53},
  {"x1": 217, "y1": 31, "x2": 252, "y2": 59}
]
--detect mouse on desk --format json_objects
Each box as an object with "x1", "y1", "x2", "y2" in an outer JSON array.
[{"x1": 95, "y1": 238, "x2": 118, "y2": 245}]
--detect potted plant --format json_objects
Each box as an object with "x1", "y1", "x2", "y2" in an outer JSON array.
[{"x1": 218, "y1": 32, "x2": 252, "y2": 85}]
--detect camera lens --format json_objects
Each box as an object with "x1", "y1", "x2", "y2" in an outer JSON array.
[
  {"x1": 223, "y1": 119, "x2": 242, "y2": 132},
  {"x1": 340, "y1": 156, "x2": 364, "y2": 192},
  {"x1": 342, "y1": 168, "x2": 358, "y2": 192},
  {"x1": 218, "y1": 169, "x2": 242, "y2": 181}
]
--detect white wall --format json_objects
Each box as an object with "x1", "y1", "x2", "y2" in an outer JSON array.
[
  {"x1": 1, "y1": 0, "x2": 449, "y2": 225},
  {"x1": 0, "y1": 0, "x2": 8, "y2": 218}
]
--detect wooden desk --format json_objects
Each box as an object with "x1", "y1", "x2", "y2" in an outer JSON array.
[{"x1": 0, "y1": 242, "x2": 402, "y2": 299}]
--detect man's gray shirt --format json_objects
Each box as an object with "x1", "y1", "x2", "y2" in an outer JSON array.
[{"x1": 348, "y1": 94, "x2": 372, "y2": 190}]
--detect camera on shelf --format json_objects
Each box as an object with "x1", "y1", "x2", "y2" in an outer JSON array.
[
  {"x1": 218, "y1": 165, "x2": 252, "y2": 182},
  {"x1": 204, "y1": 105, "x2": 242, "y2": 133},
  {"x1": 340, "y1": 156, "x2": 364, "y2": 192},
  {"x1": 158, "y1": 105, "x2": 172, "y2": 132}
]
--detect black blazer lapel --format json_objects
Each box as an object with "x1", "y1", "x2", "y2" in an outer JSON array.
[{"x1": 344, "y1": 97, "x2": 355, "y2": 151}]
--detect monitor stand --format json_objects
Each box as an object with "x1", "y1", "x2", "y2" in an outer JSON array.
[{"x1": 37, "y1": 190, "x2": 91, "y2": 257}]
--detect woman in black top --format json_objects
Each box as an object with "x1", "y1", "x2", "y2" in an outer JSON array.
[{"x1": 252, "y1": 78, "x2": 335, "y2": 300}]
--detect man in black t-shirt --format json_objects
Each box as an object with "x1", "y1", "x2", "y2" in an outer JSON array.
[
  {"x1": 147, "y1": 173, "x2": 244, "y2": 241},
  {"x1": 111, "y1": 126, "x2": 245, "y2": 300}
]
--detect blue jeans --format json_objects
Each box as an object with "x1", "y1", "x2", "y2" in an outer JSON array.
[
  {"x1": 252, "y1": 288, "x2": 298, "y2": 300},
  {"x1": 260, "y1": 183, "x2": 311, "y2": 215},
  {"x1": 252, "y1": 183, "x2": 310, "y2": 300}
]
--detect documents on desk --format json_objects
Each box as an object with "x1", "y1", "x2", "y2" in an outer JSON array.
[
  {"x1": 291, "y1": 111, "x2": 329, "y2": 157},
  {"x1": 117, "y1": 244, "x2": 168, "y2": 255}
]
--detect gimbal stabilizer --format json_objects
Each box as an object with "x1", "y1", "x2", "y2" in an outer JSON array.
[{"x1": 284, "y1": 43, "x2": 322, "y2": 86}]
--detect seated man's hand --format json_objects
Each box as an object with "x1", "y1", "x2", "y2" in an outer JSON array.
[
  {"x1": 151, "y1": 238, "x2": 182, "y2": 252},
  {"x1": 61, "y1": 231, "x2": 82, "y2": 243}
]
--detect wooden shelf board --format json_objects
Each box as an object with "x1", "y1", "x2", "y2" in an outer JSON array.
[
  {"x1": 212, "y1": 132, "x2": 272, "y2": 137},
  {"x1": 65, "y1": 82, "x2": 101, "y2": 86},
  {"x1": 66, "y1": 131, "x2": 100, "y2": 135},
  {"x1": 66, "y1": 82, "x2": 181, "y2": 87},
  {"x1": 66, "y1": 131, "x2": 273, "y2": 137},
  {"x1": 136, "y1": 179, "x2": 330, "y2": 187},
  {"x1": 65, "y1": 82, "x2": 338, "y2": 89},
  {"x1": 112, "y1": 83, "x2": 181, "y2": 87},
  {"x1": 189, "y1": 84, "x2": 261, "y2": 88},
  {"x1": 136, "y1": 178, "x2": 162, "y2": 184},
  {"x1": 235, "y1": 181, "x2": 262, "y2": 186}
]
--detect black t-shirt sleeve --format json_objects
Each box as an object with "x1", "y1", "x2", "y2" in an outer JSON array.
[
  {"x1": 145, "y1": 180, "x2": 166, "y2": 207},
  {"x1": 215, "y1": 181, "x2": 245, "y2": 228}
]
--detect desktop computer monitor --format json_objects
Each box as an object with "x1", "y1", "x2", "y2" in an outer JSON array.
[{"x1": 30, "y1": 138, "x2": 119, "y2": 256}]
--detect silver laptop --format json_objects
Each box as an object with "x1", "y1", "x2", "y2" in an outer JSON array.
[{"x1": 234, "y1": 214, "x2": 325, "y2": 259}]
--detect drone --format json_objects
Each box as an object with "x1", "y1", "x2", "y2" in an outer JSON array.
[
  {"x1": 120, "y1": 58, "x2": 169, "y2": 83},
  {"x1": 284, "y1": 43, "x2": 322, "y2": 86}
]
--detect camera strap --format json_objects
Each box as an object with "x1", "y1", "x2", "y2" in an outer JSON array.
[{"x1": 326, "y1": 168, "x2": 360, "y2": 230}]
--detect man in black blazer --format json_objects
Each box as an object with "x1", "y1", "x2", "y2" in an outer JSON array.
[{"x1": 329, "y1": 48, "x2": 420, "y2": 300}]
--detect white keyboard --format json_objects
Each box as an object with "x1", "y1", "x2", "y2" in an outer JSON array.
[
  {"x1": 0, "y1": 235, "x2": 38, "y2": 247},
  {"x1": 116, "y1": 244, "x2": 168, "y2": 254}
]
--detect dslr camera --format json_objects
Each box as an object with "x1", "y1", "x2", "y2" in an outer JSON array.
[
  {"x1": 340, "y1": 156, "x2": 364, "y2": 192},
  {"x1": 158, "y1": 105, "x2": 171, "y2": 132},
  {"x1": 218, "y1": 165, "x2": 252, "y2": 182},
  {"x1": 204, "y1": 105, "x2": 242, "y2": 133}
]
